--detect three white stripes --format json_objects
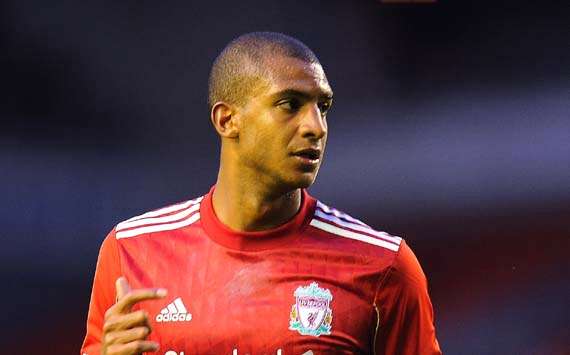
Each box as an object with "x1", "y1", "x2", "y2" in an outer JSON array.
[
  {"x1": 122, "y1": 196, "x2": 202, "y2": 223},
  {"x1": 166, "y1": 297, "x2": 188, "y2": 314},
  {"x1": 314, "y1": 209, "x2": 402, "y2": 245},
  {"x1": 116, "y1": 197, "x2": 202, "y2": 239},
  {"x1": 312, "y1": 204, "x2": 402, "y2": 252},
  {"x1": 117, "y1": 203, "x2": 200, "y2": 230},
  {"x1": 316, "y1": 201, "x2": 370, "y2": 227}
]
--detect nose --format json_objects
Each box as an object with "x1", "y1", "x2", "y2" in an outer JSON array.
[{"x1": 299, "y1": 103, "x2": 327, "y2": 140}]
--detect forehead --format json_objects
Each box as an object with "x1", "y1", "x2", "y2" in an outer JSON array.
[{"x1": 263, "y1": 56, "x2": 332, "y2": 98}]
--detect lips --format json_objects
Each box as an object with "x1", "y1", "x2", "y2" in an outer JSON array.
[{"x1": 291, "y1": 148, "x2": 321, "y2": 160}]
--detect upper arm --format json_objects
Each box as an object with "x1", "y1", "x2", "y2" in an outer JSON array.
[{"x1": 373, "y1": 241, "x2": 442, "y2": 355}]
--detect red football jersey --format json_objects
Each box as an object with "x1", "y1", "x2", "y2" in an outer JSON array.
[{"x1": 81, "y1": 186, "x2": 441, "y2": 354}]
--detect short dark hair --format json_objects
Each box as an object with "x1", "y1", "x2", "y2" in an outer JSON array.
[{"x1": 208, "y1": 32, "x2": 320, "y2": 110}]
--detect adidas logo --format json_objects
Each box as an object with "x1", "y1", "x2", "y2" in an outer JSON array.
[{"x1": 156, "y1": 297, "x2": 192, "y2": 322}]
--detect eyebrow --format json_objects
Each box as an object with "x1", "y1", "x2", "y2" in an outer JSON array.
[{"x1": 269, "y1": 88, "x2": 333, "y2": 101}]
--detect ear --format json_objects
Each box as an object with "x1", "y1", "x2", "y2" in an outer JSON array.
[{"x1": 210, "y1": 102, "x2": 239, "y2": 138}]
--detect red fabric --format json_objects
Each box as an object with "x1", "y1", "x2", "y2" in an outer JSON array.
[
  {"x1": 81, "y1": 186, "x2": 441, "y2": 354},
  {"x1": 374, "y1": 242, "x2": 442, "y2": 354},
  {"x1": 81, "y1": 230, "x2": 122, "y2": 355}
]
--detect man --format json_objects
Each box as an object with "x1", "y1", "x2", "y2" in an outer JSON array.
[{"x1": 81, "y1": 32, "x2": 441, "y2": 355}]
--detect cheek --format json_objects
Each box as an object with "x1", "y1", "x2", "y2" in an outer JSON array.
[
  {"x1": 241, "y1": 118, "x2": 278, "y2": 158},
  {"x1": 248, "y1": 116, "x2": 287, "y2": 145},
  {"x1": 239, "y1": 109, "x2": 297, "y2": 163}
]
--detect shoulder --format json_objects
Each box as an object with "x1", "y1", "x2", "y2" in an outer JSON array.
[
  {"x1": 113, "y1": 195, "x2": 204, "y2": 240},
  {"x1": 390, "y1": 241, "x2": 428, "y2": 286},
  {"x1": 308, "y1": 199, "x2": 403, "y2": 254}
]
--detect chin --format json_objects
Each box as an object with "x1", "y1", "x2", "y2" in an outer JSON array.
[
  {"x1": 288, "y1": 172, "x2": 318, "y2": 190},
  {"x1": 274, "y1": 166, "x2": 320, "y2": 191}
]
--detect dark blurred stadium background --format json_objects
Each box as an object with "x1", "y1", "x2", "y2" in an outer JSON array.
[{"x1": 1, "y1": 0, "x2": 568, "y2": 354}]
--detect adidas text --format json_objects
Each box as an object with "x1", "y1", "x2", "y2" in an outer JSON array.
[{"x1": 156, "y1": 313, "x2": 192, "y2": 322}]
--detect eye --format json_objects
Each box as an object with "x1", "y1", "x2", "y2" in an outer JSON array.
[
  {"x1": 277, "y1": 98, "x2": 302, "y2": 113},
  {"x1": 318, "y1": 100, "x2": 332, "y2": 115}
]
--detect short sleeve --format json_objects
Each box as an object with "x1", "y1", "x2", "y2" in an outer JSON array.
[
  {"x1": 80, "y1": 230, "x2": 122, "y2": 355},
  {"x1": 373, "y1": 240, "x2": 442, "y2": 355}
]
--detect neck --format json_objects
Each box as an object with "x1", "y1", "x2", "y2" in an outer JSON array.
[{"x1": 212, "y1": 157, "x2": 301, "y2": 232}]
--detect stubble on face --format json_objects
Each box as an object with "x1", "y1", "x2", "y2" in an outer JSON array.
[{"x1": 234, "y1": 56, "x2": 332, "y2": 193}]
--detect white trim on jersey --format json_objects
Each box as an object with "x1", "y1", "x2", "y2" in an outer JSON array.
[
  {"x1": 316, "y1": 201, "x2": 370, "y2": 227},
  {"x1": 310, "y1": 219, "x2": 400, "y2": 252},
  {"x1": 121, "y1": 196, "x2": 203, "y2": 224},
  {"x1": 314, "y1": 209, "x2": 402, "y2": 245},
  {"x1": 116, "y1": 212, "x2": 201, "y2": 239},
  {"x1": 117, "y1": 203, "x2": 200, "y2": 231}
]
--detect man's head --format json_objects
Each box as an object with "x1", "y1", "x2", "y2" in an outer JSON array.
[{"x1": 209, "y1": 32, "x2": 333, "y2": 192}]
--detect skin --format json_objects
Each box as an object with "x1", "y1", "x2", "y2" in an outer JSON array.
[
  {"x1": 211, "y1": 55, "x2": 333, "y2": 231},
  {"x1": 101, "y1": 277, "x2": 166, "y2": 355},
  {"x1": 100, "y1": 53, "x2": 333, "y2": 354}
]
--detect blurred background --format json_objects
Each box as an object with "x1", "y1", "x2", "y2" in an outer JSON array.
[{"x1": 1, "y1": 0, "x2": 568, "y2": 353}]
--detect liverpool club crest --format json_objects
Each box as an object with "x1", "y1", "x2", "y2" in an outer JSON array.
[{"x1": 289, "y1": 282, "x2": 333, "y2": 337}]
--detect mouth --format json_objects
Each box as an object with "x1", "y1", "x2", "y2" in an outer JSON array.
[{"x1": 290, "y1": 148, "x2": 321, "y2": 165}]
